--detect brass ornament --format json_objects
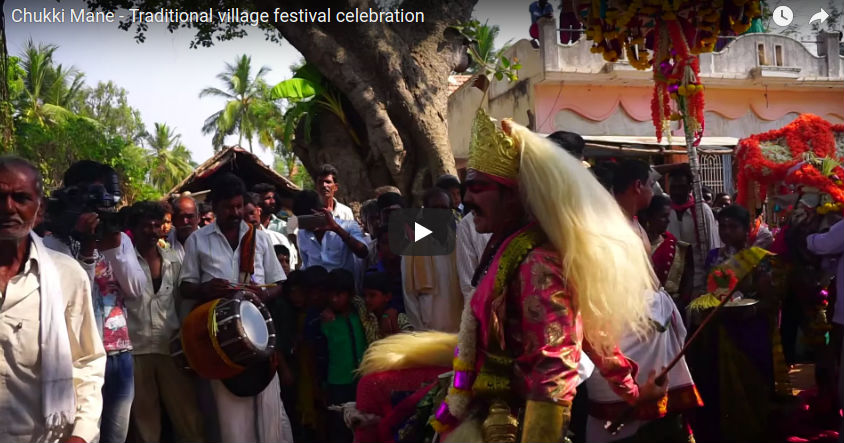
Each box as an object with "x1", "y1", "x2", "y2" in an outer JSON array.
[{"x1": 482, "y1": 400, "x2": 518, "y2": 443}]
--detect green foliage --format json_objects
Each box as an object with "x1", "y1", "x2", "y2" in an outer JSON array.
[
  {"x1": 200, "y1": 54, "x2": 273, "y2": 152},
  {"x1": 13, "y1": 115, "x2": 162, "y2": 202},
  {"x1": 0, "y1": 58, "x2": 21, "y2": 151},
  {"x1": 84, "y1": 0, "x2": 281, "y2": 49},
  {"x1": 75, "y1": 81, "x2": 147, "y2": 144},
  {"x1": 273, "y1": 152, "x2": 312, "y2": 190},
  {"x1": 462, "y1": 20, "x2": 513, "y2": 75},
  {"x1": 269, "y1": 62, "x2": 360, "y2": 150},
  {"x1": 451, "y1": 20, "x2": 520, "y2": 82},
  {"x1": 6, "y1": 57, "x2": 24, "y2": 100},
  {"x1": 270, "y1": 78, "x2": 319, "y2": 101},
  {"x1": 14, "y1": 115, "x2": 135, "y2": 189},
  {"x1": 7, "y1": 41, "x2": 188, "y2": 203},
  {"x1": 145, "y1": 122, "x2": 194, "y2": 193}
]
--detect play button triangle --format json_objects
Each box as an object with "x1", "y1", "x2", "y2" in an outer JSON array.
[{"x1": 414, "y1": 222, "x2": 432, "y2": 242}]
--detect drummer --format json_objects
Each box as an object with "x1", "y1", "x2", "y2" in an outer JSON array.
[{"x1": 179, "y1": 172, "x2": 293, "y2": 443}]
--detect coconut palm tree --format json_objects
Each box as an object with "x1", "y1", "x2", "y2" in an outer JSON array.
[
  {"x1": 17, "y1": 40, "x2": 84, "y2": 125},
  {"x1": 145, "y1": 122, "x2": 193, "y2": 192},
  {"x1": 469, "y1": 21, "x2": 511, "y2": 73},
  {"x1": 44, "y1": 63, "x2": 85, "y2": 108},
  {"x1": 200, "y1": 54, "x2": 271, "y2": 152}
]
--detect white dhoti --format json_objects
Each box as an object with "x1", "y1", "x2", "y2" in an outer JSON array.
[
  {"x1": 585, "y1": 289, "x2": 697, "y2": 443},
  {"x1": 210, "y1": 374, "x2": 294, "y2": 443}
]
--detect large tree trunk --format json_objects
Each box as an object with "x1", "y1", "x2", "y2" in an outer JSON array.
[
  {"x1": 292, "y1": 111, "x2": 378, "y2": 202},
  {"x1": 254, "y1": 0, "x2": 475, "y2": 203}
]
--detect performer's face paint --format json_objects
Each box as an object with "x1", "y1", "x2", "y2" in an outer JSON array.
[{"x1": 463, "y1": 169, "x2": 523, "y2": 235}]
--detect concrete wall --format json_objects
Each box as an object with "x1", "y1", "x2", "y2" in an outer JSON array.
[
  {"x1": 554, "y1": 107, "x2": 656, "y2": 136},
  {"x1": 447, "y1": 18, "x2": 844, "y2": 161},
  {"x1": 701, "y1": 32, "x2": 836, "y2": 80},
  {"x1": 488, "y1": 78, "x2": 535, "y2": 129},
  {"x1": 489, "y1": 39, "x2": 543, "y2": 98},
  {"x1": 447, "y1": 38, "x2": 544, "y2": 165},
  {"x1": 486, "y1": 39, "x2": 544, "y2": 129}
]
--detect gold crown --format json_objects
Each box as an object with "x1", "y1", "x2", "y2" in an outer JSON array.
[{"x1": 467, "y1": 108, "x2": 519, "y2": 182}]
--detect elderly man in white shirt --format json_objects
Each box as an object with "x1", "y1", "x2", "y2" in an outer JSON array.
[
  {"x1": 179, "y1": 173, "x2": 293, "y2": 443},
  {"x1": 294, "y1": 190, "x2": 368, "y2": 278},
  {"x1": 315, "y1": 164, "x2": 355, "y2": 220},
  {"x1": 166, "y1": 195, "x2": 200, "y2": 261},
  {"x1": 0, "y1": 156, "x2": 106, "y2": 443}
]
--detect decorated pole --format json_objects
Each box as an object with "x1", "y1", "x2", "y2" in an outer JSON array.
[
  {"x1": 666, "y1": 16, "x2": 710, "y2": 272},
  {"x1": 683, "y1": 112, "x2": 710, "y2": 270},
  {"x1": 577, "y1": 0, "x2": 762, "y2": 267}
]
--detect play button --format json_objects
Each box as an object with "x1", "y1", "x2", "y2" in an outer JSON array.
[
  {"x1": 414, "y1": 222, "x2": 432, "y2": 242},
  {"x1": 388, "y1": 208, "x2": 456, "y2": 256}
]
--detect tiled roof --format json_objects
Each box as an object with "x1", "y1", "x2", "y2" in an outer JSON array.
[{"x1": 448, "y1": 74, "x2": 473, "y2": 95}]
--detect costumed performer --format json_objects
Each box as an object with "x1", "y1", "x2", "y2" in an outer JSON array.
[{"x1": 352, "y1": 110, "x2": 668, "y2": 443}]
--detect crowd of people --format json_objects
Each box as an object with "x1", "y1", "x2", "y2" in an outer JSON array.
[{"x1": 0, "y1": 111, "x2": 841, "y2": 443}]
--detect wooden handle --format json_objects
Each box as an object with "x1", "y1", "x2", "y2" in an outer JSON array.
[{"x1": 605, "y1": 290, "x2": 734, "y2": 434}]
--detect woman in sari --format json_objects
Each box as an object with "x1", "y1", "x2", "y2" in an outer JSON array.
[
  {"x1": 687, "y1": 204, "x2": 790, "y2": 443},
  {"x1": 639, "y1": 194, "x2": 694, "y2": 311}
]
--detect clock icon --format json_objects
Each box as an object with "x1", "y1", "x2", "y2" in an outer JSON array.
[{"x1": 773, "y1": 6, "x2": 794, "y2": 27}]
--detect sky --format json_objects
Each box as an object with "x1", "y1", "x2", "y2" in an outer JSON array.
[{"x1": 5, "y1": 0, "x2": 838, "y2": 167}]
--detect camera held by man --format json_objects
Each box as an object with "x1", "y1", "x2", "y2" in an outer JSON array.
[{"x1": 46, "y1": 162, "x2": 124, "y2": 243}]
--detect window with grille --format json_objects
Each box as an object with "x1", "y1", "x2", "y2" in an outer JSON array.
[{"x1": 699, "y1": 154, "x2": 726, "y2": 193}]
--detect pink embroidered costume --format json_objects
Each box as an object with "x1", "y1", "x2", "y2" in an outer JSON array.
[{"x1": 352, "y1": 111, "x2": 659, "y2": 443}]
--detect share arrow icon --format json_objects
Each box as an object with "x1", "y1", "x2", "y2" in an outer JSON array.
[{"x1": 810, "y1": 8, "x2": 829, "y2": 25}]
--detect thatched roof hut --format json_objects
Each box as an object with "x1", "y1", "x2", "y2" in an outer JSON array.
[{"x1": 168, "y1": 146, "x2": 299, "y2": 200}]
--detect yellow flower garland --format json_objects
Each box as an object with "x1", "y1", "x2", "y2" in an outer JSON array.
[{"x1": 626, "y1": 42, "x2": 651, "y2": 70}]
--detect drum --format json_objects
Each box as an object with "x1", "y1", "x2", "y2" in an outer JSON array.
[
  {"x1": 170, "y1": 292, "x2": 276, "y2": 380},
  {"x1": 688, "y1": 296, "x2": 760, "y2": 327},
  {"x1": 720, "y1": 297, "x2": 759, "y2": 322}
]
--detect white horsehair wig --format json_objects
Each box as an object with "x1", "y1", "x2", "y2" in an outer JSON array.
[{"x1": 503, "y1": 119, "x2": 656, "y2": 355}]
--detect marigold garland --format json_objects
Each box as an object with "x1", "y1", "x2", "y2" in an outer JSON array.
[
  {"x1": 735, "y1": 114, "x2": 844, "y2": 208},
  {"x1": 577, "y1": 0, "x2": 761, "y2": 140}
]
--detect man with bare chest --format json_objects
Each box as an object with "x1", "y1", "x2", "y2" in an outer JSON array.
[{"x1": 119, "y1": 201, "x2": 204, "y2": 442}]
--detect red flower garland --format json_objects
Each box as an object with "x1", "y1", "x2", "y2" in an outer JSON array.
[
  {"x1": 707, "y1": 268, "x2": 739, "y2": 295},
  {"x1": 736, "y1": 114, "x2": 844, "y2": 205},
  {"x1": 652, "y1": 89, "x2": 663, "y2": 141},
  {"x1": 786, "y1": 163, "x2": 844, "y2": 204}
]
